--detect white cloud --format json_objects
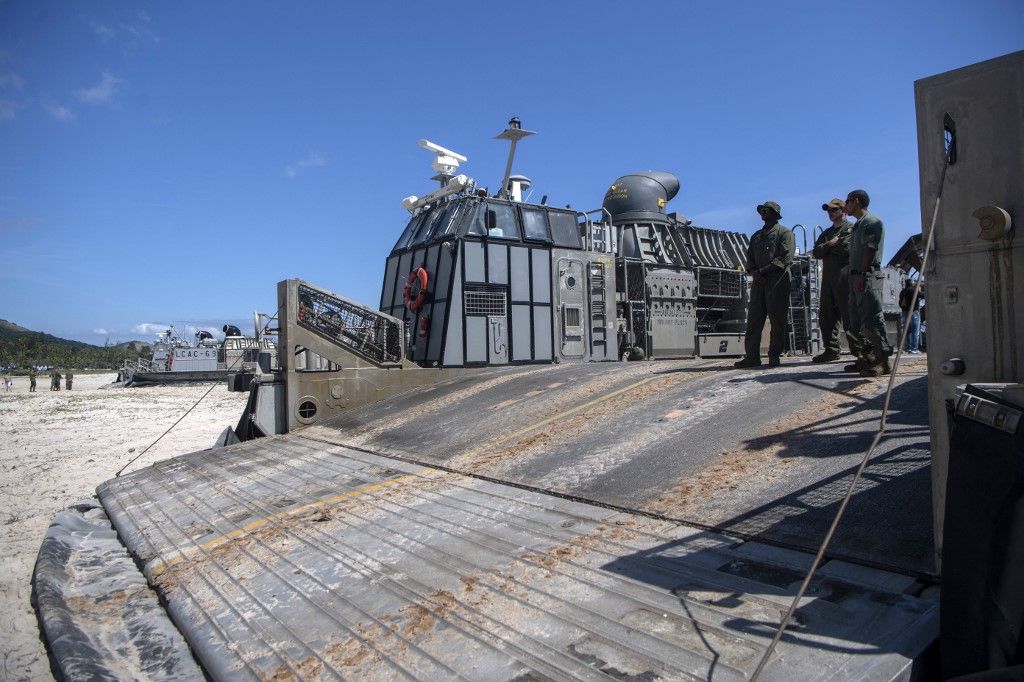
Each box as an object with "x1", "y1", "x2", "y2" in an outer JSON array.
[
  {"x1": 89, "y1": 11, "x2": 159, "y2": 50},
  {"x1": 90, "y1": 21, "x2": 115, "y2": 42},
  {"x1": 183, "y1": 324, "x2": 220, "y2": 338},
  {"x1": 93, "y1": 328, "x2": 108, "y2": 336},
  {"x1": 74, "y1": 70, "x2": 124, "y2": 105},
  {"x1": 284, "y1": 151, "x2": 327, "y2": 179},
  {"x1": 119, "y1": 19, "x2": 160, "y2": 45},
  {"x1": 43, "y1": 100, "x2": 75, "y2": 122},
  {"x1": 132, "y1": 322, "x2": 172, "y2": 335}
]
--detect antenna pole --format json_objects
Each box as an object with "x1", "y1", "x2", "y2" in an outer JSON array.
[
  {"x1": 500, "y1": 141, "x2": 519, "y2": 199},
  {"x1": 495, "y1": 117, "x2": 535, "y2": 199}
]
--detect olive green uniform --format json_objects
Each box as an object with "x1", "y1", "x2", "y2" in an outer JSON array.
[
  {"x1": 743, "y1": 223, "x2": 796, "y2": 361},
  {"x1": 65, "y1": 371, "x2": 73, "y2": 390},
  {"x1": 848, "y1": 210, "x2": 893, "y2": 359},
  {"x1": 50, "y1": 370, "x2": 61, "y2": 391},
  {"x1": 29, "y1": 368, "x2": 37, "y2": 392},
  {"x1": 812, "y1": 219, "x2": 864, "y2": 355}
]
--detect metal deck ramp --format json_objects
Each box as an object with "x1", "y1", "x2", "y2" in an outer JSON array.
[{"x1": 98, "y1": 435, "x2": 936, "y2": 680}]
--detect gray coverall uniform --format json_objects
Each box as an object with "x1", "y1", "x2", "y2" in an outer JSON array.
[
  {"x1": 812, "y1": 219, "x2": 864, "y2": 355},
  {"x1": 849, "y1": 210, "x2": 893, "y2": 359},
  {"x1": 743, "y1": 223, "x2": 796, "y2": 361}
]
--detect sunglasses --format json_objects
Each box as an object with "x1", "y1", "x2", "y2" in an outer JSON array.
[{"x1": 827, "y1": 207, "x2": 842, "y2": 213}]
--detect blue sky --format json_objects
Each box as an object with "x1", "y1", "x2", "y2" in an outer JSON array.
[{"x1": 1, "y1": 1, "x2": 1021, "y2": 344}]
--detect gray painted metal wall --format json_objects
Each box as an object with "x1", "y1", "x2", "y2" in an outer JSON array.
[{"x1": 915, "y1": 50, "x2": 1024, "y2": 568}]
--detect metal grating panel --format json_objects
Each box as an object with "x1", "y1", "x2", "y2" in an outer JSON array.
[
  {"x1": 297, "y1": 283, "x2": 403, "y2": 365},
  {"x1": 465, "y1": 289, "x2": 507, "y2": 317},
  {"x1": 697, "y1": 267, "x2": 743, "y2": 299}
]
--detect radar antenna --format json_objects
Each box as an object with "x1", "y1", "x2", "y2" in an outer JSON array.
[
  {"x1": 402, "y1": 139, "x2": 474, "y2": 213},
  {"x1": 418, "y1": 139, "x2": 468, "y2": 186}
]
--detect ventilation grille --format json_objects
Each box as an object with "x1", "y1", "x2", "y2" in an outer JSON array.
[
  {"x1": 698, "y1": 268, "x2": 743, "y2": 298},
  {"x1": 563, "y1": 306, "x2": 582, "y2": 328},
  {"x1": 465, "y1": 289, "x2": 507, "y2": 316}
]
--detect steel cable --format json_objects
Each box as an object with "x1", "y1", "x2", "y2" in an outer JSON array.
[
  {"x1": 750, "y1": 157, "x2": 949, "y2": 680},
  {"x1": 115, "y1": 304, "x2": 282, "y2": 477}
]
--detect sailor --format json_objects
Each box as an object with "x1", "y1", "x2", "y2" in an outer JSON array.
[
  {"x1": 50, "y1": 369, "x2": 62, "y2": 391},
  {"x1": 65, "y1": 369, "x2": 74, "y2": 390},
  {"x1": 811, "y1": 199, "x2": 864, "y2": 363},
  {"x1": 845, "y1": 189, "x2": 894, "y2": 376},
  {"x1": 28, "y1": 367, "x2": 37, "y2": 392},
  {"x1": 735, "y1": 201, "x2": 796, "y2": 368}
]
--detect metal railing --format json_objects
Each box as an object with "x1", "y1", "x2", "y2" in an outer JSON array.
[
  {"x1": 577, "y1": 208, "x2": 615, "y2": 253},
  {"x1": 697, "y1": 267, "x2": 743, "y2": 299},
  {"x1": 297, "y1": 283, "x2": 403, "y2": 366}
]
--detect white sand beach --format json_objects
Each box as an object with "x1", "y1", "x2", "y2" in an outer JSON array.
[{"x1": 0, "y1": 373, "x2": 248, "y2": 681}]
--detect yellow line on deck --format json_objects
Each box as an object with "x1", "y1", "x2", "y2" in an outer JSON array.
[{"x1": 149, "y1": 471, "x2": 422, "y2": 577}]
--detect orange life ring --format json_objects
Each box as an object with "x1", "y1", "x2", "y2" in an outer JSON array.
[{"x1": 403, "y1": 267, "x2": 429, "y2": 312}]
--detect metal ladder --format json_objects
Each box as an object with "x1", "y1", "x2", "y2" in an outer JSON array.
[
  {"x1": 805, "y1": 258, "x2": 822, "y2": 354},
  {"x1": 588, "y1": 261, "x2": 608, "y2": 355},
  {"x1": 786, "y1": 259, "x2": 815, "y2": 354}
]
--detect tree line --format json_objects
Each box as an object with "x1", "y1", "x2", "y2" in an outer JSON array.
[{"x1": 0, "y1": 330, "x2": 150, "y2": 371}]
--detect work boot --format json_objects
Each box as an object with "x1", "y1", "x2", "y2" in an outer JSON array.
[
  {"x1": 859, "y1": 354, "x2": 892, "y2": 378},
  {"x1": 768, "y1": 356, "x2": 781, "y2": 368},
  {"x1": 734, "y1": 357, "x2": 762, "y2": 369},
  {"x1": 844, "y1": 354, "x2": 874, "y2": 373},
  {"x1": 812, "y1": 350, "x2": 840, "y2": 363}
]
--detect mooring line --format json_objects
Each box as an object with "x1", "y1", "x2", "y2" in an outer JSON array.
[{"x1": 750, "y1": 156, "x2": 948, "y2": 679}]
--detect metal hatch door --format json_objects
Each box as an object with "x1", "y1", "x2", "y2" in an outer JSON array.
[{"x1": 557, "y1": 257, "x2": 586, "y2": 359}]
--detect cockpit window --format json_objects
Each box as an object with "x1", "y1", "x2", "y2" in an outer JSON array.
[
  {"x1": 468, "y1": 201, "x2": 520, "y2": 240},
  {"x1": 521, "y1": 207, "x2": 551, "y2": 242},
  {"x1": 410, "y1": 206, "x2": 441, "y2": 245},
  {"x1": 549, "y1": 211, "x2": 583, "y2": 248},
  {"x1": 394, "y1": 212, "x2": 428, "y2": 251},
  {"x1": 425, "y1": 201, "x2": 463, "y2": 242},
  {"x1": 395, "y1": 202, "x2": 466, "y2": 248}
]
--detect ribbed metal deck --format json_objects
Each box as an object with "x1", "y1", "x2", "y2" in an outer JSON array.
[{"x1": 98, "y1": 435, "x2": 936, "y2": 680}]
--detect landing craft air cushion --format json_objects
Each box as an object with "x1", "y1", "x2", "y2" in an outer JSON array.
[
  {"x1": 32, "y1": 51, "x2": 1024, "y2": 681},
  {"x1": 231, "y1": 119, "x2": 825, "y2": 437}
]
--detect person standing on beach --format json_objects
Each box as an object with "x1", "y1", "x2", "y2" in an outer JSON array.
[
  {"x1": 29, "y1": 367, "x2": 37, "y2": 392},
  {"x1": 846, "y1": 189, "x2": 894, "y2": 377},
  {"x1": 3, "y1": 375, "x2": 11, "y2": 391},
  {"x1": 65, "y1": 370, "x2": 74, "y2": 390},
  {"x1": 734, "y1": 201, "x2": 796, "y2": 369},
  {"x1": 50, "y1": 369, "x2": 62, "y2": 391},
  {"x1": 811, "y1": 198, "x2": 864, "y2": 363}
]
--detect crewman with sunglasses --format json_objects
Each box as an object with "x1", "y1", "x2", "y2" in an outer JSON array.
[{"x1": 810, "y1": 198, "x2": 864, "y2": 363}]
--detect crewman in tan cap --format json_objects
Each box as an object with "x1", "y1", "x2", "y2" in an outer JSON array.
[{"x1": 810, "y1": 198, "x2": 864, "y2": 363}]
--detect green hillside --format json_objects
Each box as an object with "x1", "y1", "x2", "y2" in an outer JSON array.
[{"x1": 0, "y1": 319, "x2": 150, "y2": 370}]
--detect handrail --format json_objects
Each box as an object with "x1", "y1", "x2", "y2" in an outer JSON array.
[
  {"x1": 791, "y1": 223, "x2": 807, "y2": 255},
  {"x1": 577, "y1": 207, "x2": 615, "y2": 253},
  {"x1": 296, "y1": 282, "x2": 404, "y2": 366}
]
